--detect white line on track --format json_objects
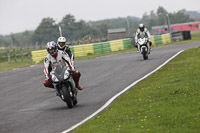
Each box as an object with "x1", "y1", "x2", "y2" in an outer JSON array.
[{"x1": 61, "y1": 50, "x2": 184, "y2": 133}]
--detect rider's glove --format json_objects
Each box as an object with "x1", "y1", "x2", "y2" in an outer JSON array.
[
  {"x1": 47, "y1": 75, "x2": 52, "y2": 82},
  {"x1": 135, "y1": 39, "x2": 138, "y2": 43}
]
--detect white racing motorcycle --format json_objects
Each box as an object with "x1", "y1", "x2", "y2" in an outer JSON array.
[
  {"x1": 137, "y1": 33, "x2": 151, "y2": 60},
  {"x1": 50, "y1": 64, "x2": 78, "y2": 108}
]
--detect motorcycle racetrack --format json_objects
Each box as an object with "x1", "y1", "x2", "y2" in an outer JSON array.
[{"x1": 0, "y1": 42, "x2": 200, "y2": 133}]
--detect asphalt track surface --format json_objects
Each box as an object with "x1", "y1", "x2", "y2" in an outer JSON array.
[{"x1": 0, "y1": 42, "x2": 200, "y2": 133}]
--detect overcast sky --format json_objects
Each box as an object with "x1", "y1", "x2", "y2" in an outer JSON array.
[{"x1": 0, "y1": 0, "x2": 199, "y2": 35}]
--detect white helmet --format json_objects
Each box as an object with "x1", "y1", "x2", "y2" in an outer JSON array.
[
  {"x1": 139, "y1": 23, "x2": 145, "y2": 32},
  {"x1": 57, "y1": 37, "x2": 67, "y2": 49}
]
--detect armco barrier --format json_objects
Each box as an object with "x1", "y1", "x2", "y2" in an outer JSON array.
[
  {"x1": 69, "y1": 46, "x2": 74, "y2": 56},
  {"x1": 150, "y1": 36, "x2": 155, "y2": 45},
  {"x1": 73, "y1": 44, "x2": 94, "y2": 57},
  {"x1": 154, "y1": 35, "x2": 162, "y2": 45},
  {"x1": 31, "y1": 38, "x2": 132, "y2": 63},
  {"x1": 31, "y1": 50, "x2": 47, "y2": 63},
  {"x1": 161, "y1": 33, "x2": 171, "y2": 44},
  {"x1": 102, "y1": 42, "x2": 111, "y2": 53},
  {"x1": 109, "y1": 40, "x2": 124, "y2": 52},
  {"x1": 151, "y1": 33, "x2": 171, "y2": 45},
  {"x1": 123, "y1": 39, "x2": 132, "y2": 49},
  {"x1": 93, "y1": 43, "x2": 103, "y2": 54}
]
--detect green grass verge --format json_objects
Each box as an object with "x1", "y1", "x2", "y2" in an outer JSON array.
[
  {"x1": 0, "y1": 58, "x2": 34, "y2": 71},
  {"x1": 73, "y1": 46, "x2": 200, "y2": 133}
]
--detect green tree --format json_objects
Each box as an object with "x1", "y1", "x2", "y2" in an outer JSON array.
[
  {"x1": 31, "y1": 17, "x2": 58, "y2": 45},
  {"x1": 156, "y1": 6, "x2": 168, "y2": 25},
  {"x1": 59, "y1": 14, "x2": 99, "y2": 41},
  {"x1": 149, "y1": 11, "x2": 158, "y2": 27},
  {"x1": 140, "y1": 12, "x2": 151, "y2": 29},
  {"x1": 95, "y1": 23, "x2": 110, "y2": 37},
  {"x1": 59, "y1": 14, "x2": 76, "y2": 41},
  {"x1": 169, "y1": 11, "x2": 194, "y2": 24}
]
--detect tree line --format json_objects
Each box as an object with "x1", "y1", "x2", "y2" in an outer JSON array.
[{"x1": 0, "y1": 6, "x2": 199, "y2": 48}]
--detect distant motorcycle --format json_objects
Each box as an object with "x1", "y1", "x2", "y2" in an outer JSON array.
[
  {"x1": 50, "y1": 64, "x2": 77, "y2": 108},
  {"x1": 137, "y1": 33, "x2": 150, "y2": 60}
]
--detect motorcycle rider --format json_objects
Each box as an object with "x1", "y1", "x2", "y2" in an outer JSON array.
[
  {"x1": 57, "y1": 37, "x2": 83, "y2": 90},
  {"x1": 43, "y1": 41, "x2": 83, "y2": 91},
  {"x1": 135, "y1": 23, "x2": 152, "y2": 52},
  {"x1": 57, "y1": 37, "x2": 73, "y2": 59}
]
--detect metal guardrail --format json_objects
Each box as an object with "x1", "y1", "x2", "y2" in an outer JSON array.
[{"x1": 171, "y1": 32, "x2": 183, "y2": 41}]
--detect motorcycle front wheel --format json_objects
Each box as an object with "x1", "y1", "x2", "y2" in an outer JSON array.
[
  {"x1": 143, "y1": 53, "x2": 148, "y2": 60},
  {"x1": 61, "y1": 85, "x2": 73, "y2": 108},
  {"x1": 142, "y1": 47, "x2": 148, "y2": 60}
]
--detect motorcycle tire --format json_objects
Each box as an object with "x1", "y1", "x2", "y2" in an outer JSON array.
[
  {"x1": 143, "y1": 54, "x2": 148, "y2": 60},
  {"x1": 73, "y1": 97, "x2": 78, "y2": 105},
  {"x1": 61, "y1": 86, "x2": 73, "y2": 108},
  {"x1": 142, "y1": 47, "x2": 148, "y2": 60}
]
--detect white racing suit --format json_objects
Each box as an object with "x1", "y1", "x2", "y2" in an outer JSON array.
[
  {"x1": 44, "y1": 50, "x2": 74, "y2": 79},
  {"x1": 135, "y1": 28, "x2": 152, "y2": 49},
  {"x1": 58, "y1": 45, "x2": 73, "y2": 60},
  {"x1": 43, "y1": 50, "x2": 82, "y2": 90}
]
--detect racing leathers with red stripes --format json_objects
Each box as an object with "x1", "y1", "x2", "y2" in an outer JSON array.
[
  {"x1": 43, "y1": 50, "x2": 82, "y2": 90},
  {"x1": 44, "y1": 50, "x2": 74, "y2": 79}
]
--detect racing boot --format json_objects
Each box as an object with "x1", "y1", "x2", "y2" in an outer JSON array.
[
  {"x1": 72, "y1": 71, "x2": 83, "y2": 90},
  {"x1": 43, "y1": 79, "x2": 54, "y2": 88},
  {"x1": 149, "y1": 41, "x2": 152, "y2": 51}
]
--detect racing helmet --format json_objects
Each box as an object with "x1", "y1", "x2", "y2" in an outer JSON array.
[
  {"x1": 57, "y1": 37, "x2": 67, "y2": 49},
  {"x1": 46, "y1": 41, "x2": 58, "y2": 56},
  {"x1": 139, "y1": 23, "x2": 145, "y2": 32}
]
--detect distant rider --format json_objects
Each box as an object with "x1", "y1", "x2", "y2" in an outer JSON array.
[
  {"x1": 135, "y1": 23, "x2": 152, "y2": 51},
  {"x1": 43, "y1": 41, "x2": 83, "y2": 91}
]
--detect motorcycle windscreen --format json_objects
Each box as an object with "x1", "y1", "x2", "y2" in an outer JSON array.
[{"x1": 52, "y1": 65, "x2": 67, "y2": 81}]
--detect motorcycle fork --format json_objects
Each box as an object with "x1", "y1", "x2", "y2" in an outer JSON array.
[
  {"x1": 147, "y1": 42, "x2": 150, "y2": 53},
  {"x1": 66, "y1": 81, "x2": 77, "y2": 97},
  {"x1": 138, "y1": 45, "x2": 141, "y2": 52},
  {"x1": 53, "y1": 83, "x2": 61, "y2": 95}
]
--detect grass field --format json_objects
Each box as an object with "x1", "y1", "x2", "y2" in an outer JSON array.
[
  {"x1": 0, "y1": 58, "x2": 34, "y2": 71},
  {"x1": 73, "y1": 46, "x2": 200, "y2": 133}
]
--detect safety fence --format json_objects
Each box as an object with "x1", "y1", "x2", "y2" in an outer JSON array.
[
  {"x1": 151, "y1": 33, "x2": 171, "y2": 45},
  {"x1": 0, "y1": 48, "x2": 32, "y2": 63},
  {"x1": 31, "y1": 38, "x2": 132, "y2": 63}
]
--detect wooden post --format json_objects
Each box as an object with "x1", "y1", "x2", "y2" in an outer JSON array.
[
  {"x1": 13, "y1": 49, "x2": 17, "y2": 62},
  {"x1": 21, "y1": 48, "x2": 24, "y2": 62},
  {"x1": 27, "y1": 47, "x2": 30, "y2": 53},
  {"x1": 27, "y1": 47, "x2": 29, "y2": 61},
  {"x1": 7, "y1": 50, "x2": 11, "y2": 64},
  {"x1": 29, "y1": 51, "x2": 32, "y2": 63}
]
